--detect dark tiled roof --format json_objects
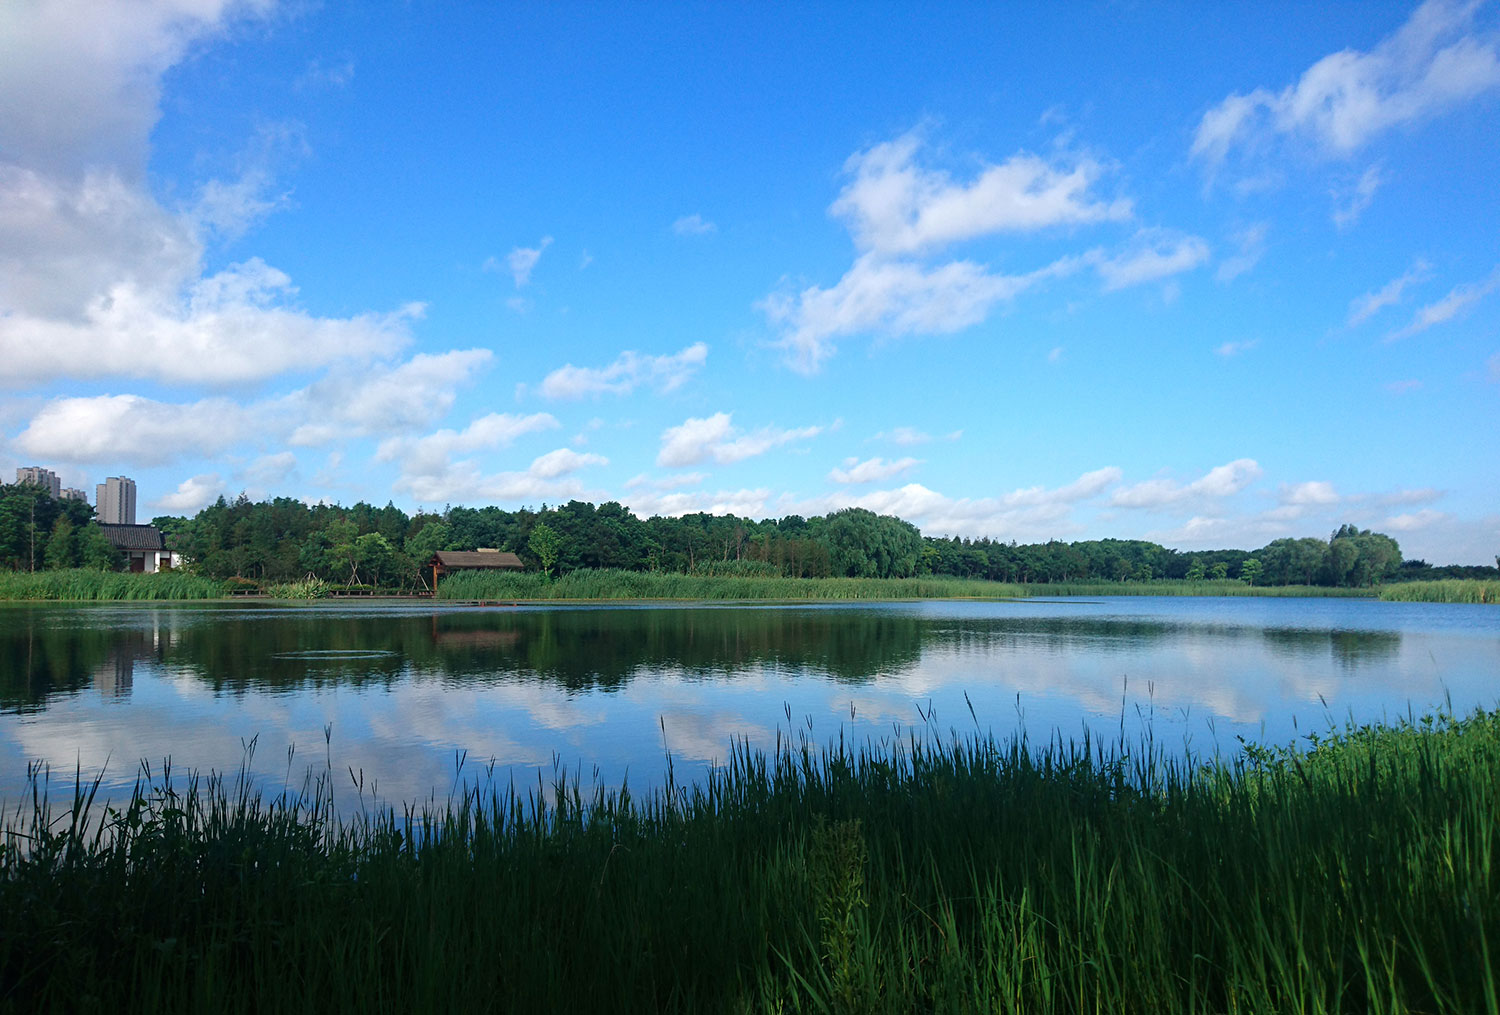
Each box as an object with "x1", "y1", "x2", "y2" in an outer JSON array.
[
  {"x1": 97, "y1": 524, "x2": 165, "y2": 551},
  {"x1": 431, "y1": 550, "x2": 524, "y2": 570}
]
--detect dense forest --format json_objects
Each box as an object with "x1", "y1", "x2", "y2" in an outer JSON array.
[{"x1": 3, "y1": 480, "x2": 1493, "y2": 591}]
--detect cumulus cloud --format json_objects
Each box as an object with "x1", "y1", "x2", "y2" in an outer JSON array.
[
  {"x1": 375, "y1": 412, "x2": 561, "y2": 478},
  {"x1": 1348, "y1": 259, "x2": 1432, "y2": 326},
  {"x1": 803, "y1": 467, "x2": 1123, "y2": 540},
  {"x1": 285, "y1": 349, "x2": 495, "y2": 446},
  {"x1": 672, "y1": 214, "x2": 716, "y2": 235},
  {"x1": 762, "y1": 253, "x2": 1078, "y2": 374},
  {"x1": 831, "y1": 133, "x2": 1131, "y2": 256},
  {"x1": 1386, "y1": 264, "x2": 1500, "y2": 340},
  {"x1": 1193, "y1": 0, "x2": 1500, "y2": 166},
  {"x1": 393, "y1": 446, "x2": 608, "y2": 504},
  {"x1": 656, "y1": 412, "x2": 823, "y2": 468},
  {"x1": 539, "y1": 343, "x2": 708, "y2": 399},
  {"x1": 622, "y1": 487, "x2": 774, "y2": 520},
  {"x1": 829, "y1": 457, "x2": 921, "y2": 484},
  {"x1": 1110, "y1": 459, "x2": 1263, "y2": 509},
  {"x1": 0, "y1": 2, "x2": 429, "y2": 390},
  {"x1": 759, "y1": 131, "x2": 1133, "y2": 372},
  {"x1": 1280, "y1": 480, "x2": 1341, "y2": 506},
  {"x1": 154, "y1": 473, "x2": 228, "y2": 513},
  {"x1": 0, "y1": 257, "x2": 420, "y2": 387},
  {"x1": 11, "y1": 347, "x2": 496, "y2": 468},
  {"x1": 13, "y1": 394, "x2": 257, "y2": 465},
  {"x1": 1094, "y1": 229, "x2": 1211, "y2": 291}
]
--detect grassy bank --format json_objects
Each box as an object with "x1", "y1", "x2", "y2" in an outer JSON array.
[
  {"x1": 0, "y1": 569, "x2": 225, "y2": 601},
  {"x1": 4, "y1": 710, "x2": 1498, "y2": 1013},
  {"x1": 434, "y1": 568, "x2": 1027, "y2": 601},
  {"x1": 435, "y1": 569, "x2": 1372, "y2": 602},
  {"x1": 1380, "y1": 579, "x2": 1500, "y2": 604}
]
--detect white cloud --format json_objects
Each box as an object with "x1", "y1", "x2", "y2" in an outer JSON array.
[
  {"x1": 1386, "y1": 264, "x2": 1500, "y2": 340},
  {"x1": 405, "y1": 464, "x2": 603, "y2": 506},
  {"x1": 1094, "y1": 229, "x2": 1211, "y2": 291},
  {"x1": 829, "y1": 456, "x2": 921, "y2": 484},
  {"x1": 0, "y1": 6, "x2": 421, "y2": 391},
  {"x1": 801, "y1": 467, "x2": 1123, "y2": 540},
  {"x1": 626, "y1": 472, "x2": 708, "y2": 491},
  {"x1": 1216, "y1": 222, "x2": 1268, "y2": 282},
  {"x1": 1215, "y1": 339, "x2": 1259, "y2": 357},
  {"x1": 154, "y1": 473, "x2": 227, "y2": 513},
  {"x1": 672, "y1": 214, "x2": 716, "y2": 236},
  {"x1": 528, "y1": 448, "x2": 608, "y2": 479},
  {"x1": 286, "y1": 349, "x2": 494, "y2": 446},
  {"x1": 1348, "y1": 259, "x2": 1431, "y2": 326},
  {"x1": 1110, "y1": 459, "x2": 1263, "y2": 509},
  {"x1": 873, "y1": 427, "x2": 961, "y2": 446},
  {"x1": 13, "y1": 394, "x2": 257, "y2": 465},
  {"x1": 1193, "y1": 0, "x2": 1500, "y2": 165},
  {"x1": 762, "y1": 253, "x2": 1078, "y2": 374},
  {"x1": 375, "y1": 412, "x2": 561, "y2": 478},
  {"x1": 656, "y1": 412, "x2": 823, "y2": 468},
  {"x1": 495, "y1": 236, "x2": 553, "y2": 288},
  {"x1": 1331, "y1": 165, "x2": 1385, "y2": 228},
  {"x1": 1280, "y1": 480, "x2": 1341, "y2": 506},
  {"x1": 831, "y1": 132, "x2": 1131, "y2": 256},
  {"x1": 1384, "y1": 508, "x2": 1448, "y2": 531},
  {"x1": 0, "y1": 257, "x2": 420, "y2": 387},
  {"x1": 539, "y1": 342, "x2": 708, "y2": 399},
  {"x1": 623, "y1": 487, "x2": 774, "y2": 520},
  {"x1": 0, "y1": 0, "x2": 276, "y2": 179},
  {"x1": 239, "y1": 451, "x2": 298, "y2": 488}
]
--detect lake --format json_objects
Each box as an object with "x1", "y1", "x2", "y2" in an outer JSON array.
[{"x1": 1, "y1": 597, "x2": 1496, "y2": 811}]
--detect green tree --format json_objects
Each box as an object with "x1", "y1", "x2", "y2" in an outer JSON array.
[
  {"x1": 529, "y1": 521, "x2": 562, "y2": 577},
  {"x1": 1240, "y1": 558, "x2": 1264, "y2": 585}
]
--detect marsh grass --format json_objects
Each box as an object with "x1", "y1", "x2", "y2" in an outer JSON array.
[
  {"x1": 436, "y1": 569, "x2": 1374, "y2": 602},
  {"x1": 434, "y1": 568, "x2": 1027, "y2": 601},
  {"x1": 1380, "y1": 579, "x2": 1500, "y2": 604},
  {"x1": 3, "y1": 709, "x2": 1497, "y2": 1013},
  {"x1": 0, "y1": 569, "x2": 225, "y2": 601}
]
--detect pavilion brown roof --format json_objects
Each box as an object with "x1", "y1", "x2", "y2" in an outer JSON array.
[{"x1": 430, "y1": 550, "x2": 524, "y2": 570}]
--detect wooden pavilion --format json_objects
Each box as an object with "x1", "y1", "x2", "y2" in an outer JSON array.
[{"x1": 426, "y1": 549, "x2": 524, "y2": 593}]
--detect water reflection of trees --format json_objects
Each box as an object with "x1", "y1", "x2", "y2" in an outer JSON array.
[
  {"x1": 1259, "y1": 627, "x2": 1403, "y2": 668},
  {"x1": 0, "y1": 605, "x2": 1407, "y2": 707}
]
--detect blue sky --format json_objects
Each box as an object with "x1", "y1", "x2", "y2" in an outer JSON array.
[{"x1": 1, "y1": 0, "x2": 1496, "y2": 562}]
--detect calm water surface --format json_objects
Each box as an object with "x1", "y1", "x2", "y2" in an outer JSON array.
[{"x1": 1, "y1": 597, "x2": 1496, "y2": 809}]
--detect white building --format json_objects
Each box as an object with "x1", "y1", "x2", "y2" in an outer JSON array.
[
  {"x1": 16, "y1": 467, "x2": 61, "y2": 499},
  {"x1": 96, "y1": 476, "x2": 137, "y2": 525}
]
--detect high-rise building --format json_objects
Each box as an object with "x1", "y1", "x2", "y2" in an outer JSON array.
[
  {"x1": 15, "y1": 467, "x2": 61, "y2": 499},
  {"x1": 95, "y1": 476, "x2": 137, "y2": 525},
  {"x1": 60, "y1": 488, "x2": 87, "y2": 502}
]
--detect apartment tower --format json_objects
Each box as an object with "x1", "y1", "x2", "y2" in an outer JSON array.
[{"x1": 95, "y1": 476, "x2": 137, "y2": 525}]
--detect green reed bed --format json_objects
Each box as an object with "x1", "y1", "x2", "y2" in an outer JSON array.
[
  {"x1": 435, "y1": 568, "x2": 1026, "y2": 601},
  {"x1": 0, "y1": 569, "x2": 226, "y2": 601},
  {"x1": 1380, "y1": 579, "x2": 1500, "y2": 604},
  {"x1": 1025, "y1": 579, "x2": 1375, "y2": 598},
  {"x1": 3, "y1": 708, "x2": 1497, "y2": 1014}
]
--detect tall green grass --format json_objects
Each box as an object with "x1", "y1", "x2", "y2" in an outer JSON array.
[
  {"x1": 3, "y1": 709, "x2": 1497, "y2": 1013},
  {"x1": 1380, "y1": 579, "x2": 1500, "y2": 604},
  {"x1": 435, "y1": 568, "x2": 1028, "y2": 601},
  {"x1": 0, "y1": 569, "x2": 226, "y2": 601},
  {"x1": 436, "y1": 569, "x2": 1376, "y2": 602}
]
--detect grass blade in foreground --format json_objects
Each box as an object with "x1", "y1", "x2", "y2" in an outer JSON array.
[{"x1": 2, "y1": 709, "x2": 1497, "y2": 1012}]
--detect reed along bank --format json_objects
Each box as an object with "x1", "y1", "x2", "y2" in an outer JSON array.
[{"x1": 3, "y1": 708, "x2": 1498, "y2": 1014}]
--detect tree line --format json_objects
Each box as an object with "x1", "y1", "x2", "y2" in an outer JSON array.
[{"x1": 6, "y1": 481, "x2": 1486, "y2": 591}]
